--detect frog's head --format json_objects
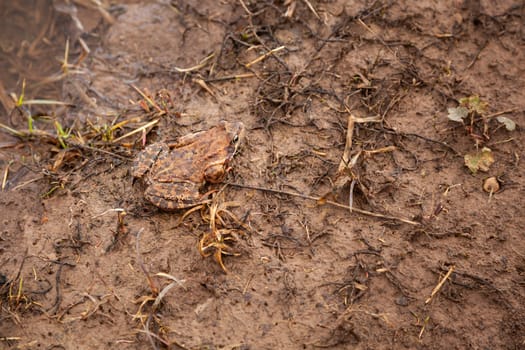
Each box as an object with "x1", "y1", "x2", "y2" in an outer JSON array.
[
  {"x1": 204, "y1": 121, "x2": 245, "y2": 184},
  {"x1": 223, "y1": 121, "x2": 245, "y2": 155}
]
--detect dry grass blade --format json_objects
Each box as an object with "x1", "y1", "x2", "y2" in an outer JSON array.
[
  {"x1": 112, "y1": 119, "x2": 159, "y2": 144},
  {"x1": 19, "y1": 99, "x2": 73, "y2": 106},
  {"x1": 302, "y1": 0, "x2": 320, "y2": 19},
  {"x1": 199, "y1": 229, "x2": 240, "y2": 272},
  {"x1": 10, "y1": 176, "x2": 44, "y2": 191},
  {"x1": 131, "y1": 247, "x2": 186, "y2": 349},
  {"x1": 177, "y1": 203, "x2": 208, "y2": 226},
  {"x1": 79, "y1": 293, "x2": 110, "y2": 321},
  {"x1": 196, "y1": 189, "x2": 246, "y2": 272},
  {"x1": 172, "y1": 53, "x2": 214, "y2": 72},
  {"x1": 0, "y1": 337, "x2": 22, "y2": 342},
  {"x1": 213, "y1": 203, "x2": 246, "y2": 228},
  {"x1": 2, "y1": 160, "x2": 13, "y2": 191},
  {"x1": 136, "y1": 328, "x2": 170, "y2": 348},
  {"x1": 62, "y1": 38, "x2": 70, "y2": 73},
  {"x1": 0, "y1": 122, "x2": 28, "y2": 138},
  {"x1": 130, "y1": 84, "x2": 162, "y2": 113},
  {"x1": 364, "y1": 146, "x2": 397, "y2": 155},
  {"x1": 337, "y1": 114, "x2": 355, "y2": 173},
  {"x1": 418, "y1": 315, "x2": 431, "y2": 339},
  {"x1": 194, "y1": 78, "x2": 217, "y2": 98},
  {"x1": 245, "y1": 46, "x2": 286, "y2": 68},
  {"x1": 204, "y1": 73, "x2": 258, "y2": 82},
  {"x1": 155, "y1": 272, "x2": 186, "y2": 286},
  {"x1": 152, "y1": 280, "x2": 182, "y2": 309},
  {"x1": 0, "y1": 122, "x2": 58, "y2": 141},
  {"x1": 425, "y1": 265, "x2": 455, "y2": 304}
]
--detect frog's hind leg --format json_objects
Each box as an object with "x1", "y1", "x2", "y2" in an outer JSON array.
[
  {"x1": 131, "y1": 143, "x2": 169, "y2": 178},
  {"x1": 144, "y1": 182, "x2": 205, "y2": 210}
]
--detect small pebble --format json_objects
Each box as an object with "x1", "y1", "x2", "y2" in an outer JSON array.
[{"x1": 483, "y1": 177, "x2": 500, "y2": 193}]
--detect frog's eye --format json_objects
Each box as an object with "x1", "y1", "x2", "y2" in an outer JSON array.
[{"x1": 231, "y1": 135, "x2": 239, "y2": 144}]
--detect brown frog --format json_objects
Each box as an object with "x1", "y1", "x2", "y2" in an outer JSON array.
[{"x1": 131, "y1": 121, "x2": 245, "y2": 210}]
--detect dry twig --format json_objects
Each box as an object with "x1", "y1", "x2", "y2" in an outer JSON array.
[
  {"x1": 228, "y1": 183, "x2": 419, "y2": 225},
  {"x1": 425, "y1": 265, "x2": 454, "y2": 304}
]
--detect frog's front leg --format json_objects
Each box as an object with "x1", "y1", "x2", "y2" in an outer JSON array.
[
  {"x1": 204, "y1": 163, "x2": 227, "y2": 183},
  {"x1": 144, "y1": 181, "x2": 209, "y2": 210},
  {"x1": 131, "y1": 143, "x2": 169, "y2": 178}
]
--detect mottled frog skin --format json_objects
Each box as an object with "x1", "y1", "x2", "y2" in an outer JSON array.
[{"x1": 132, "y1": 121, "x2": 244, "y2": 210}]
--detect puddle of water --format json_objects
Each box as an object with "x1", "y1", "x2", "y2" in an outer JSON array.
[{"x1": 0, "y1": 0, "x2": 87, "y2": 119}]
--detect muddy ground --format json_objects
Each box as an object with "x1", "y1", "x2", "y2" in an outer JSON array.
[{"x1": 1, "y1": 0, "x2": 525, "y2": 349}]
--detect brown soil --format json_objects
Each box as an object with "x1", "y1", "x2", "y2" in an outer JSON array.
[{"x1": 1, "y1": 1, "x2": 525, "y2": 349}]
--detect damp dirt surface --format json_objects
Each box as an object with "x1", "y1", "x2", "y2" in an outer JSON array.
[{"x1": 1, "y1": 1, "x2": 525, "y2": 349}]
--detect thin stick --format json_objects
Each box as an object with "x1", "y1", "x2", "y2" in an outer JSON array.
[
  {"x1": 135, "y1": 228, "x2": 158, "y2": 295},
  {"x1": 227, "y1": 183, "x2": 420, "y2": 225},
  {"x1": 11, "y1": 176, "x2": 44, "y2": 191},
  {"x1": 466, "y1": 40, "x2": 488, "y2": 70},
  {"x1": 356, "y1": 18, "x2": 394, "y2": 54},
  {"x1": 238, "y1": 0, "x2": 253, "y2": 16},
  {"x1": 245, "y1": 46, "x2": 286, "y2": 68},
  {"x1": 204, "y1": 73, "x2": 258, "y2": 83},
  {"x1": 425, "y1": 265, "x2": 454, "y2": 304},
  {"x1": 485, "y1": 108, "x2": 518, "y2": 120}
]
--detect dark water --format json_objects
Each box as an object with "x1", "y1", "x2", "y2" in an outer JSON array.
[{"x1": 0, "y1": 0, "x2": 80, "y2": 118}]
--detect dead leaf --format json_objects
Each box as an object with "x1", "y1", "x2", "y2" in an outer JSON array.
[
  {"x1": 464, "y1": 147, "x2": 494, "y2": 173},
  {"x1": 447, "y1": 106, "x2": 468, "y2": 122},
  {"x1": 496, "y1": 116, "x2": 516, "y2": 131}
]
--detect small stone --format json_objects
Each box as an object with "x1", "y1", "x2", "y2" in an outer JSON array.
[{"x1": 483, "y1": 177, "x2": 500, "y2": 193}]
